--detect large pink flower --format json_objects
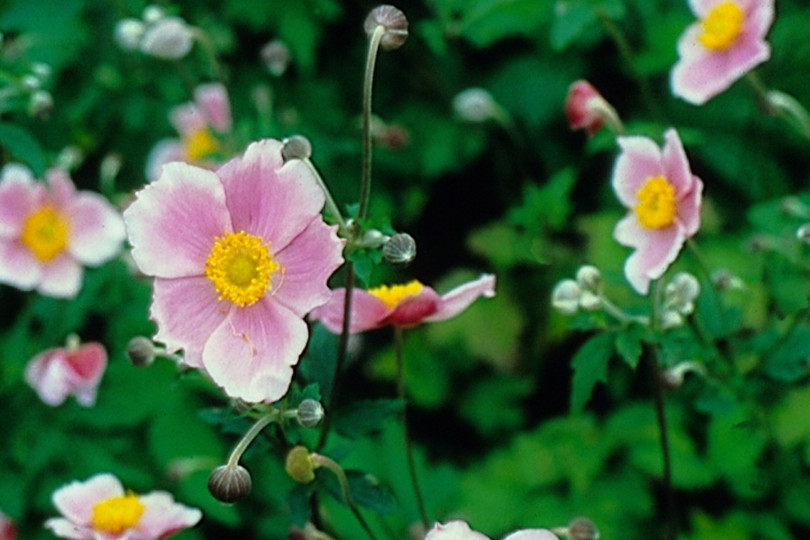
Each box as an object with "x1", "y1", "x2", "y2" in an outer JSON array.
[
  {"x1": 45, "y1": 473, "x2": 201, "y2": 540},
  {"x1": 25, "y1": 338, "x2": 107, "y2": 407},
  {"x1": 425, "y1": 521, "x2": 559, "y2": 540},
  {"x1": 145, "y1": 82, "x2": 232, "y2": 180},
  {"x1": 310, "y1": 274, "x2": 496, "y2": 333},
  {"x1": 671, "y1": 0, "x2": 774, "y2": 104},
  {"x1": 124, "y1": 139, "x2": 344, "y2": 402},
  {"x1": 0, "y1": 164, "x2": 125, "y2": 298},
  {"x1": 612, "y1": 129, "x2": 703, "y2": 295}
]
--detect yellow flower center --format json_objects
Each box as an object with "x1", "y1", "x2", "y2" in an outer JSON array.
[
  {"x1": 21, "y1": 205, "x2": 70, "y2": 262},
  {"x1": 205, "y1": 231, "x2": 280, "y2": 307},
  {"x1": 699, "y1": 2, "x2": 744, "y2": 50},
  {"x1": 91, "y1": 492, "x2": 144, "y2": 534},
  {"x1": 185, "y1": 127, "x2": 219, "y2": 162},
  {"x1": 368, "y1": 280, "x2": 424, "y2": 308},
  {"x1": 635, "y1": 176, "x2": 676, "y2": 229}
]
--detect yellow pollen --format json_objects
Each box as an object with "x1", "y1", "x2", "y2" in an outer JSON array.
[
  {"x1": 90, "y1": 491, "x2": 144, "y2": 534},
  {"x1": 205, "y1": 231, "x2": 279, "y2": 307},
  {"x1": 699, "y1": 2, "x2": 744, "y2": 50},
  {"x1": 185, "y1": 127, "x2": 219, "y2": 162},
  {"x1": 368, "y1": 280, "x2": 424, "y2": 308},
  {"x1": 21, "y1": 205, "x2": 70, "y2": 262},
  {"x1": 635, "y1": 176, "x2": 677, "y2": 229}
]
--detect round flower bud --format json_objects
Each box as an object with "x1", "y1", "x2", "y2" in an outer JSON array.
[
  {"x1": 575, "y1": 265, "x2": 601, "y2": 292},
  {"x1": 126, "y1": 336, "x2": 156, "y2": 367},
  {"x1": 142, "y1": 5, "x2": 166, "y2": 24},
  {"x1": 798, "y1": 223, "x2": 810, "y2": 244},
  {"x1": 114, "y1": 18, "x2": 145, "y2": 51},
  {"x1": 551, "y1": 279, "x2": 581, "y2": 316},
  {"x1": 208, "y1": 464, "x2": 252, "y2": 503},
  {"x1": 285, "y1": 446, "x2": 316, "y2": 484},
  {"x1": 281, "y1": 135, "x2": 312, "y2": 162},
  {"x1": 28, "y1": 90, "x2": 53, "y2": 119},
  {"x1": 567, "y1": 517, "x2": 599, "y2": 540},
  {"x1": 140, "y1": 16, "x2": 194, "y2": 60},
  {"x1": 364, "y1": 5, "x2": 408, "y2": 51},
  {"x1": 452, "y1": 87, "x2": 498, "y2": 123},
  {"x1": 383, "y1": 233, "x2": 416, "y2": 267},
  {"x1": 660, "y1": 309, "x2": 684, "y2": 330},
  {"x1": 31, "y1": 62, "x2": 52, "y2": 81},
  {"x1": 711, "y1": 269, "x2": 744, "y2": 291},
  {"x1": 296, "y1": 399, "x2": 325, "y2": 427},
  {"x1": 261, "y1": 39, "x2": 291, "y2": 76},
  {"x1": 579, "y1": 290, "x2": 602, "y2": 312},
  {"x1": 664, "y1": 272, "x2": 700, "y2": 315}
]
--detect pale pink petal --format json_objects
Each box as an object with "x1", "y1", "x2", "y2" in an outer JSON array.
[
  {"x1": 613, "y1": 136, "x2": 664, "y2": 207},
  {"x1": 426, "y1": 521, "x2": 490, "y2": 540},
  {"x1": 145, "y1": 139, "x2": 186, "y2": 181},
  {"x1": 272, "y1": 219, "x2": 344, "y2": 317},
  {"x1": 195, "y1": 83, "x2": 231, "y2": 132},
  {"x1": 502, "y1": 530, "x2": 560, "y2": 540},
  {"x1": 678, "y1": 178, "x2": 704, "y2": 236},
  {"x1": 170, "y1": 103, "x2": 206, "y2": 137},
  {"x1": 309, "y1": 288, "x2": 392, "y2": 333},
  {"x1": 124, "y1": 162, "x2": 231, "y2": 279},
  {"x1": 0, "y1": 166, "x2": 36, "y2": 237},
  {"x1": 37, "y1": 254, "x2": 82, "y2": 298},
  {"x1": 746, "y1": 0, "x2": 774, "y2": 37},
  {"x1": 623, "y1": 225, "x2": 684, "y2": 295},
  {"x1": 385, "y1": 287, "x2": 441, "y2": 326},
  {"x1": 44, "y1": 518, "x2": 93, "y2": 540},
  {"x1": 151, "y1": 276, "x2": 228, "y2": 369},
  {"x1": 25, "y1": 350, "x2": 72, "y2": 406},
  {"x1": 0, "y1": 240, "x2": 42, "y2": 290},
  {"x1": 66, "y1": 193, "x2": 125, "y2": 266},
  {"x1": 424, "y1": 274, "x2": 497, "y2": 323},
  {"x1": 217, "y1": 140, "x2": 325, "y2": 252},
  {"x1": 661, "y1": 129, "x2": 693, "y2": 196},
  {"x1": 52, "y1": 473, "x2": 124, "y2": 525},
  {"x1": 46, "y1": 169, "x2": 77, "y2": 208},
  {"x1": 203, "y1": 299, "x2": 308, "y2": 402},
  {"x1": 132, "y1": 492, "x2": 201, "y2": 540}
]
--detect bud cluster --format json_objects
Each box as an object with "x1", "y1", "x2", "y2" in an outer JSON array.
[
  {"x1": 114, "y1": 5, "x2": 195, "y2": 60},
  {"x1": 660, "y1": 272, "x2": 700, "y2": 329},
  {"x1": 551, "y1": 265, "x2": 603, "y2": 316}
]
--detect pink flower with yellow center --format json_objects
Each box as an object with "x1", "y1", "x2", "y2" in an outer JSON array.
[
  {"x1": 25, "y1": 337, "x2": 107, "y2": 407},
  {"x1": 671, "y1": 0, "x2": 774, "y2": 104},
  {"x1": 612, "y1": 129, "x2": 703, "y2": 295},
  {"x1": 425, "y1": 521, "x2": 559, "y2": 540},
  {"x1": 145, "y1": 82, "x2": 232, "y2": 180},
  {"x1": 45, "y1": 473, "x2": 201, "y2": 540},
  {"x1": 310, "y1": 274, "x2": 496, "y2": 333},
  {"x1": 0, "y1": 164, "x2": 125, "y2": 298},
  {"x1": 124, "y1": 139, "x2": 344, "y2": 403}
]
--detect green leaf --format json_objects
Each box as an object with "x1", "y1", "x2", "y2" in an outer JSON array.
[
  {"x1": 450, "y1": 0, "x2": 551, "y2": 48},
  {"x1": 0, "y1": 123, "x2": 47, "y2": 174},
  {"x1": 550, "y1": 1, "x2": 596, "y2": 52},
  {"x1": 764, "y1": 325, "x2": 810, "y2": 382},
  {"x1": 570, "y1": 332, "x2": 614, "y2": 412},
  {"x1": 614, "y1": 323, "x2": 646, "y2": 370},
  {"x1": 334, "y1": 399, "x2": 405, "y2": 439},
  {"x1": 458, "y1": 376, "x2": 533, "y2": 436}
]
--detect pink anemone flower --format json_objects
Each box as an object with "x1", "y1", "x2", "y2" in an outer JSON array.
[
  {"x1": 45, "y1": 473, "x2": 201, "y2": 540},
  {"x1": 310, "y1": 274, "x2": 496, "y2": 334},
  {"x1": 124, "y1": 139, "x2": 344, "y2": 403},
  {"x1": 564, "y1": 80, "x2": 620, "y2": 136},
  {"x1": 426, "y1": 521, "x2": 559, "y2": 540},
  {"x1": 612, "y1": 128, "x2": 703, "y2": 295},
  {"x1": 671, "y1": 0, "x2": 774, "y2": 105},
  {"x1": 25, "y1": 337, "x2": 107, "y2": 407},
  {"x1": 0, "y1": 164, "x2": 125, "y2": 298},
  {"x1": 145, "y1": 82, "x2": 232, "y2": 181}
]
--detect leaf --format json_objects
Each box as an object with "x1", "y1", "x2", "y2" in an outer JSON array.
[
  {"x1": 570, "y1": 332, "x2": 614, "y2": 412},
  {"x1": 550, "y1": 1, "x2": 596, "y2": 52},
  {"x1": 333, "y1": 399, "x2": 404, "y2": 439},
  {"x1": 451, "y1": 0, "x2": 551, "y2": 48},
  {"x1": 614, "y1": 323, "x2": 645, "y2": 369},
  {"x1": 764, "y1": 325, "x2": 810, "y2": 382},
  {"x1": 0, "y1": 123, "x2": 47, "y2": 175}
]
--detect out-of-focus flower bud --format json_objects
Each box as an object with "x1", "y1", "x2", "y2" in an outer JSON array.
[
  {"x1": 31, "y1": 62, "x2": 52, "y2": 81},
  {"x1": 28, "y1": 90, "x2": 53, "y2": 119},
  {"x1": 296, "y1": 399, "x2": 325, "y2": 428},
  {"x1": 140, "y1": 16, "x2": 194, "y2": 60},
  {"x1": 660, "y1": 360, "x2": 706, "y2": 390},
  {"x1": 579, "y1": 291, "x2": 602, "y2": 312},
  {"x1": 664, "y1": 272, "x2": 700, "y2": 316},
  {"x1": 126, "y1": 336, "x2": 157, "y2": 367},
  {"x1": 383, "y1": 233, "x2": 416, "y2": 267},
  {"x1": 798, "y1": 223, "x2": 810, "y2": 244},
  {"x1": 261, "y1": 39, "x2": 291, "y2": 76},
  {"x1": 20, "y1": 74, "x2": 40, "y2": 91},
  {"x1": 115, "y1": 18, "x2": 146, "y2": 51},
  {"x1": 208, "y1": 464, "x2": 252, "y2": 503},
  {"x1": 142, "y1": 5, "x2": 166, "y2": 24},
  {"x1": 565, "y1": 80, "x2": 622, "y2": 136},
  {"x1": 364, "y1": 5, "x2": 408, "y2": 51},
  {"x1": 552, "y1": 279, "x2": 582, "y2": 316},
  {"x1": 281, "y1": 135, "x2": 313, "y2": 162},
  {"x1": 660, "y1": 309, "x2": 684, "y2": 330},
  {"x1": 711, "y1": 269, "x2": 744, "y2": 291},
  {"x1": 567, "y1": 517, "x2": 599, "y2": 540},
  {"x1": 285, "y1": 446, "x2": 316, "y2": 484},
  {"x1": 452, "y1": 87, "x2": 500, "y2": 123},
  {"x1": 575, "y1": 265, "x2": 601, "y2": 293}
]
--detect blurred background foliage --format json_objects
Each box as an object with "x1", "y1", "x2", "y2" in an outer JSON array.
[{"x1": 3, "y1": 0, "x2": 810, "y2": 539}]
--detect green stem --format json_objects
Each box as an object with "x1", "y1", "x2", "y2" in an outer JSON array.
[
  {"x1": 312, "y1": 454, "x2": 380, "y2": 540},
  {"x1": 303, "y1": 157, "x2": 349, "y2": 230},
  {"x1": 358, "y1": 25, "x2": 385, "y2": 221},
  {"x1": 226, "y1": 411, "x2": 279, "y2": 467}
]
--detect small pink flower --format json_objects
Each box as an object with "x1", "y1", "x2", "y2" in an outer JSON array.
[
  {"x1": 612, "y1": 129, "x2": 703, "y2": 295},
  {"x1": 310, "y1": 274, "x2": 496, "y2": 333},
  {"x1": 124, "y1": 139, "x2": 344, "y2": 403},
  {"x1": 25, "y1": 337, "x2": 107, "y2": 407},
  {"x1": 425, "y1": 521, "x2": 559, "y2": 540},
  {"x1": 671, "y1": 0, "x2": 774, "y2": 104},
  {"x1": 564, "y1": 80, "x2": 618, "y2": 136},
  {"x1": 0, "y1": 164, "x2": 125, "y2": 298},
  {"x1": 146, "y1": 83, "x2": 232, "y2": 181},
  {"x1": 0, "y1": 511, "x2": 16, "y2": 540},
  {"x1": 45, "y1": 473, "x2": 201, "y2": 540}
]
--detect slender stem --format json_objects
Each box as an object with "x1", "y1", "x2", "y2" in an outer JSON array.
[
  {"x1": 358, "y1": 25, "x2": 385, "y2": 221},
  {"x1": 303, "y1": 157, "x2": 348, "y2": 230},
  {"x1": 226, "y1": 411, "x2": 279, "y2": 467},
  {"x1": 599, "y1": 294, "x2": 650, "y2": 326},
  {"x1": 394, "y1": 326, "x2": 429, "y2": 529},
  {"x1": 649, "y1": 346, "x2": 675, "y2": 540},
  {"x1": 312, "y1": 454, "x2": 380, "y2": 540}
]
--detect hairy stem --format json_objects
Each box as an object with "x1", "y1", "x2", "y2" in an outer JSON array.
[
  {"x1": 227, "y1": 411, "x2": 279, "y2": 467},
  {"x1": 312, "y1": 453, "x2": 380, "y2": 540},
  {"x1": 358, "y1": 25, "x2": 385, "y2": 221}
]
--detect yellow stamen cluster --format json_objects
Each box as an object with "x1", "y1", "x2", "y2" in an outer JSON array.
[
  {"x1": 635, "y1": 176, "x2": 676, "y2": 229},
  {"x1": 699, "y1": 2, "x2": 744, "y2": 50},
  {"x1": 368, "y1": 280, "x2": 424, "y2": 308},
  {"x1": 205, "y1": 231, "x2": 279, "y2": 307},
  {"x1": 185, "y1": 128, "x2": 220, "y2": 162},
  {"x1": 21, "y1": 205, "x2": 70, "y2": 262},
  {"x1": 91, "y1": 492, "x2": 144, "y2": 533}
]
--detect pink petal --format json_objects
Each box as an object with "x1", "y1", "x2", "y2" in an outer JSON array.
[
  {"x1": 195, "y1": 83, "x2": 231, "y2": 132},
  {"x1": 217, "y1": 140, "x2": 325, "y2": 252},
  {"x1": 0, "y1": 240, "x2": 42, "y2": 290},
  {"x1": 613, "y1": 136, "x2": 664, "y2": 208},
  {"x1": 25, "y1": 350, "x2": 72, "y2": 406},
  {"x1": 67, "y1": 193, "x2": 125, "y2": 266},
  {"x1": 52, "y1": 473, "x2": 124, "y2": 526},
  {"x1": 170, "y1": 103, "x2": 206, "y2": 137},
  {"x1": 424, "y1": 274, "x2": 497, "y2": 323},
  {"x1": 384, "y1": 287, "x2": 441, "y2": 326},
  {"x1": 309, "y1": 288, "x2": 391, "y2": 333},
  {"x1": 203, "y1": 298, "x2": 309, "y2": 402},
  {"x1": 124, "y1": 162, "x2": 231, "y2": 279},
  {"x1": 37, "y1": 254, "x2": 83, "y2": 298},
  {"x1": 746, "y1": 0, "x2": 774, "y2": 38},
  {"x1": 144, "y1": 139, "x2": 186, "y2": 181},
  {"x1": 65, "y1": 343, "x2": 107, "y2": 395},
  {"x1": 272, "y1": 219, "x2": 344, "y2": 317},
  {"x1": 678, "y1": 177, "x2": 704, "y2": 236},
  {"x1": 46, "y1": 169, "x2": 77, "y2": 208},
  {"x1": 132, "y1": 492, "x2": 201, "y2": 540},
  {"x1": 661, "y1": 129, "x2": 694, "y2": 197},
  {"x1": 503, "y1": 531, "x2": 560, "y2": 540},
  {"x1": 0, "y1": 166, "x2": 36, "y2": 237},
  {"x1": 44, "y1": 517, "x2": 93, "y2": 540},
  {"x1": 151, "y1": 276, "x2": 228, "y2": 369},
  {"x1": 623, "y1": 224, "x2": 684, "y2": 295}
]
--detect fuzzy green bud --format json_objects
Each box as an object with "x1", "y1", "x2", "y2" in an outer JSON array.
[
  {"x1": 285, "y1": 446, "x2": 316, "y2": 483},
  {"x1": 208, "y1": 464, "x2": 252, "y2": 503}
]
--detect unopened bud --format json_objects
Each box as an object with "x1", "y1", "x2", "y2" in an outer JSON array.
[
  {"x1": 360, "y1": 229, "x2": 387, "y2": 248},
  {"x1": 364, "y1": 5, "x2": 408, "y2": 51},
  {"x1": 452, "y1": 87, "x2": 499, "y2": 123},
  {"x1": 261, "y1": 39, "x2": 291, "y2": 76},
  {"x1": 579, "y1": 291, "x2": 601, "y2": 312},
  {"x1": 575, "y1": 265, "x2": 601, "y2": 292},
  {"x1": 285, "y1": 446, "x2": 316, "y2": 483},
  {"x1": 20, "y1": 74, "x2": 40, "y2": 91},
  {"x1": 711, "y1": 269, "x2": 744, "y2": 291},
  {"x1": 208, "y1": 464, "x2": 252, "y2": 503},
  {"x1": 664, "y1": 272, "x2": 700, "y2": 316},
  {"x1": 660, "y1": 309, "x2": 684, "y2": 330},
  {"x1": 661, "y1": 360, "x2": 705, "y2": 390},
  {"x1": 296, "y1": 399, "x2": 325, "y2": 428},
  {"x1": 114, "y1": 18, "x2": 146, "y2": 51},
  {"x1": 551, "y1": 279, "x2": 581, "y2": 316},
  {"x1": 281, "y1": 135, "x2": 312, "y2": 162},
  {"x1": 31, "y1": 62, "x2": 52, "y2": 81},
  {"x1": 383, "y1": 233, "x2": 416, "y2": 267},
  {"x1": 126, "y1": 336, "x2": 156, "y2": 367},
  {"x1": 28, "y1": 91, "x2": 53, "y2": 119},
  {"x1": 142, "y1": 5, "x2": 166, "y2": 24},
  {"x1": 798, "y1": 223, "x2": 810, "y2": 244},
  {"x1": 140, "y1": 17, "x2": 194, "y2": 60},
  {"x1": 567, "y1": 517, "x2": 599, "y2": 540}
]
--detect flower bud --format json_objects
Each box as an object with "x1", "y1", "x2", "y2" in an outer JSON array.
[
  {"x1": 452, "y1": 87, "x2": 499, "y2": 123},
  {"x1": 360, "y1": 229, "x2": 387, "y2": 248},
  {"x1": 567, "y1": 517, "x2": 599, "y2": 540},
  {"x1": 660, "y1": 309, "x2": 684, "y2": 330},
  {"x1": 28, "y1": 90, "x2": 53, "y2": 119},
  {"x1": 140, "y1": 16, "x2": 194, "y2": 60},
  {"x1": 664, "y1": 272, "x2": 700, "y2": 315},
  {"x1": 261, "y1": 39, "x2": 291, "y2": 76},
  {"x1": 710, "y1": 269, "x2": 744, "y2": 291},
  {"x1": 364, "y1": 5, "x2": 408, "y2": 51},
  {"x1": 285, "y1": 446, "x2": 316, "y2": 483},
  {"x1": 114, "y1": 18, "x2": 146, "y2": 51},
  {"x1": 208, "y1": 464, "x2": 252, "y2": 503},
  {"x1": 281, "y1": 135, "x2": 312, "y2": 162},
  {"x1": 296, "y1": 399, "x2": 325, "y2": 428},
  {"x1": 31, "y1": 62, "x2": 52, "y2": 81},
  {"x1": 126, "y1": 336, "x2": 156, "y2": 367},
  {"x1": 579, "y1": 291, "x2": 601, "y2": 312},
  {"x1": 551, "y1": 279, "x2": 581, "y2": 316},
  {"x1": 575, "y1": 265, "x2": 601, "y2": 292},
  {"x1": 565, "y1": 80, "x2": 621, "y2": 136},
  {"x1": 798, "y1": 223, "x2": 810, "y2": 244},
  {"x1": 661, "y1": 360, "x2": 705, "y2": 390},
  {"x1": 142, "y1": 5, "x2": 166, "y2": 24},
  {"x1": 383, "y1": 233, "x2": 416, "y2": 267}
]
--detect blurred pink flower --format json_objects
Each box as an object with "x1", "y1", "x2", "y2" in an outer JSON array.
[
  {"x1": 311, "y1": 274, "x2": 495, "y2": 333},
  {"x1": 146, "y1": 82, "x2": 232, "y2": 180},
  {"x1": 671, "y1": 0, "x2": 774, "y2": 104},
  {"x1": 565, "y1": 80, "x2": 614, "y2": 135},
  {"x1": 45, "y1": 473, "x2": 201, "y2": 540},
  {"x1": 425, "y1": 521, "x2": 559, "y2": 540},
  {"x1": 0, "y1": 164, "x2": 125, "y2": 298},
  {"x1": 612, "y1": 129, "x2": 703, "y2": 295},
  {"x1": 0, "y1": 511, "x2": 15, "y2": 540},
  {"x1": 25, "y1": 337, "x2": 107, "y2": 407},
  {"x1": 124, "y1": 139, "x2": 344, "y2": 403}
]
